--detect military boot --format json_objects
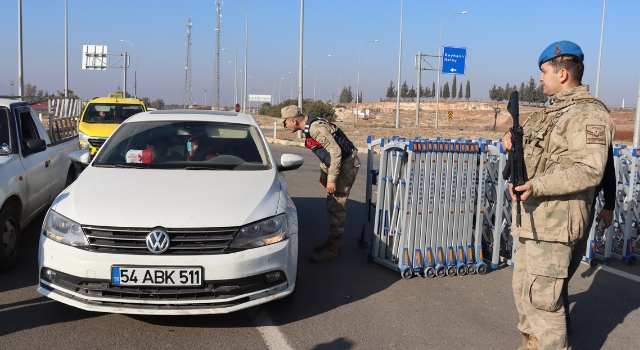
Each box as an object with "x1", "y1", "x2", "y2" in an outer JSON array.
[
  {"x1": 313, "y1": 240, "x2": 341, "y2": 253},
  {"x1": 310, "y1": 240, "x2": 339, "y2": 263},
  {"x1": 517, "y1": 332, "x2": 538, "y2": 350}
]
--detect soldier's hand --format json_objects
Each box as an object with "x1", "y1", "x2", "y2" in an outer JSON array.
[
  {"x1": 326, "y1": 182, "x2": 337, "y2": 194},
  {"x1": 319, "y1": 174, "x2": 328, "y2": 189},
  {"x1": 502, "y1": 131, "x2": 512, "y2": 152},
  {"x1": 596, "y1": 209, "x2": 614, "y2": 228},
  {"x1": 509, "y1": 181, "x2": 533, "y2": 201}
]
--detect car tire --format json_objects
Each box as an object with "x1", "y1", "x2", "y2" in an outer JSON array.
[{"x1": 0, "y1": 205, "x2": 21, "y2": 271}]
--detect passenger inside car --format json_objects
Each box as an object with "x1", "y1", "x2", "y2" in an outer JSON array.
[
  {"x1": 148, "y1": 132, "x2": 181, "y2": 162},
  {"x1": 186, "y1": 135, "x2": 215, "y2": 161}
]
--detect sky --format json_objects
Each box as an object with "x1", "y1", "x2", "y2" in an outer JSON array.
[{"x1": 1, "y1": 0, "x2": 638, "y2": 108}]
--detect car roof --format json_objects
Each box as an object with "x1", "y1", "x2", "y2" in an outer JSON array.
[
  {"x1": 124, "y1": 109, "x2": 259, "y2": 126},
  {"x1": 0, "y1": 98, "x2": 26, "y2": 107},
  {"x1": 88, "y1": 96, "x2": 144, "y2": 104}
]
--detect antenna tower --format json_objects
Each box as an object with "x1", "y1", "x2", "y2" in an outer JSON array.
[
  {"x1": 183, "y1": 19, "x2": 193, "y2": 108},
  {"x1": 213, "y1": 2, "x2": 222, "y2": 110}
]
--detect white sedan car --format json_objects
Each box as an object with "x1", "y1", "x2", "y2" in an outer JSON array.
[{"x1": 37, "y1": 110, "x2": 303, "y2": 315}]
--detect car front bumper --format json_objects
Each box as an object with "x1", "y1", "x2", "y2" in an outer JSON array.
[{"x1": 37, "y1": 233, "x2": 297, "y2": 315}]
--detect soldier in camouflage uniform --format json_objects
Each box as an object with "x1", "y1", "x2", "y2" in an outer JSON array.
[
  {"x1": 502, "y1": 41, "x2": 615, "y2": 350},
  {"x1": 281, "y1": 105, "x2": 360, "y2": 263}
]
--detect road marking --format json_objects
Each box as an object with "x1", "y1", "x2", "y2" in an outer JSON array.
[
  {"x1": 248, "y1": 307, "x2": 293, "y2": 350},
  {"x1": 583, "y1": 261, "x2": 640, "y2": 283}
]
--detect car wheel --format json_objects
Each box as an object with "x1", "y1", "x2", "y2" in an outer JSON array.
[{"x1": 0, "y1": 205, "x2": 21, "y2": 271}]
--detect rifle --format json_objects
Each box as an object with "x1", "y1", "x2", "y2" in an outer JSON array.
[{"x1": 502, "y1": 91, "x2": 527, "y2": 227}]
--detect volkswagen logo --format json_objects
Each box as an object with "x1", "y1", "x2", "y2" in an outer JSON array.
[{"x1": 146, "y1": 229, "x2": 170, "y2": 254}]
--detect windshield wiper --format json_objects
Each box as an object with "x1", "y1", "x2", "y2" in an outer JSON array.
[{"x1": 185, "y1": 166, "x2": 218, "y2": 170}]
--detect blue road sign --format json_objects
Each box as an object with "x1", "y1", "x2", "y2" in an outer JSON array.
[{"x1": 441, "y1": 46, "x2": 467, "y2": 75}]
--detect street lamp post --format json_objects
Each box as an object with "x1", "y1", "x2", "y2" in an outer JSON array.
[
  {"x1": 394, "y1": 0, "x2": 404, "y2": 128},
  {"x1": 356, "y1": 39, "x2": 379, "y2": 124},
  {"x1": 238, "y1": 0, "x2": 248, "y2": 113},
  {"x1": 288, "y1": 72, "x2": 293, "y2": 100},
  {"x1": 204, "y1": 89, "x2": 207, "y2": 106},
  {"x1": 120, "y1": 39, "x2": 137, "y2": 98},
  {"x1": 216, "y1": 29, "x2": 238, "y2": 106},
  {"x1": 314, "y1": 54, "x2": 331, "y2": 100},
  {"x1": 435, "y1": 11, "x2": 467, "y2": 130}
]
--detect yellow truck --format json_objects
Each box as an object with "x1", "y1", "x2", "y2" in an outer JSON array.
[{"x1": 78, "y1": 94, "x2": 146, "y2": 155}]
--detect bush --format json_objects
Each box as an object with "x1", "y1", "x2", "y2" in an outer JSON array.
[{"x1": 257, "y1": 99, "x2": 336, "y2": 121}]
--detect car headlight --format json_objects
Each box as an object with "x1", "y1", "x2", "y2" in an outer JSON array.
[
  {"x1": 42, "y1": 210, "x2": 89, "y2": 247},
  {"x1": 78, "y1": 131, "x2": 89, "y2": 142},
  {"x1": 229, "y1": 214, "x2": 289, "y2": 249}
]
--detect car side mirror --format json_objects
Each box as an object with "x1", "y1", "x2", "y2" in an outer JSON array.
[
  {"x1": 277, "y1": 154, "x2": 304, "y2": 172},
  {"x1": 24, "y1": 139, "x2": 47, "y2": 153},
  {"x1": 69, "y1": 149, "x2": 92, "y2": 165}
]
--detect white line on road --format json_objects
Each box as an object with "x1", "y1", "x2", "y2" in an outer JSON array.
[
  {"x1": 248, "y1": 307, "x2": 293, "y2": 350},
  {"x1": 587, "y1": 262, "x2": 640, "y2": 283}
]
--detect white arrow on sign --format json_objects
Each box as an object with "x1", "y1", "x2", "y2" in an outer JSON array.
[{"x1": 450, "y1": 68, "x2": 457, "y2": 72}]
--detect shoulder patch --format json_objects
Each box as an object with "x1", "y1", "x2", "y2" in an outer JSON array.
[{"x1": 586, "y1": 125, "x2": 606, "y2": 145}]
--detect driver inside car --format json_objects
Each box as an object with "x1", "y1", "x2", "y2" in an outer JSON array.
[
  {"x1": 148, "y1": 133, "x2": 181, "y2": 162},
  {"x1": 186, "y1": 135, "x2": 215, "y2": 161}
]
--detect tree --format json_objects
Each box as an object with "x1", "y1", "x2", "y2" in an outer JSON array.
[
  {"x1": 442, "y1": 82, "x2": 450, "y2": 99},
  {"x1": 526, "y1": 77, "x2": 537, "y2": 105},
  {"x1": 400, "y1": 80, "x2": 409, "y2": 101},
  {"x1": 358, "y1": 91, "x2": 362, "y2": 103},
  {"x1": 458, "y1": 83, "x2": 463, "y2": 99},
  {"x1": 452, "y1": 75, "x2": 457, "y2": 100},
  {"x1": 432, "y1": 82, "x2": 436, "y2": 98},
  {"x1": 497, "y1": 86, "x2": 506, "y2": 102},
  {"x1": 519, "y1": 82, "x2": 526, "y2": 102},
  {"x1": 408, "y1": 86, "x2": 417, "y2": 100},
  {"x1": 385, "y1": 81, "x2": 396, "y2": 100},
  {"x1": 422, "y1": 85, "x2": 431, "y2": 99},
  {"x1": 488, "y1": 84, "x2": 499, "y2": 102},
  {"x1": 140, "y1": 97, "x2": 150, "y2": 108},
  {"x1": 155, "y1": 99, "x2": 165, "y2": 110},
  {"x1": 338, "y1": 86, "x2": 353, "y2": 103},
  {"x1": 465, "y1": 80, "x2": 470, "y2": 100}
]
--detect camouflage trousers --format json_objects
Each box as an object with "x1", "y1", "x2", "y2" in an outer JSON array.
[
  {"x1": 513, "y1": 237, "x2": 573, "y2": 350},
  {"x1": 326, "y1": 154, "x2": 360, "y2": 243}
]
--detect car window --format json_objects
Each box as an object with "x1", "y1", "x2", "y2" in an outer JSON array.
[
  {"x1": 94, "y1": 120, "x2": 271, "y2": 170},
  {"x1": 82, "y1": 103, "x2": 145, "y2": 124},
  {"x1": 0, "y1": 108, "x2": 11, "y2": 154}
]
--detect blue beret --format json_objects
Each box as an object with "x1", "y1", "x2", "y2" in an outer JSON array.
[{"x1": 538, "y1": 40, "x2": 584, "y2": 68}]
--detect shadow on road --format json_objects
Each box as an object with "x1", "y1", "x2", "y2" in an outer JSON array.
[
  {"x1": 567, "y1": 265, "x2": 640, "y2": 349},
  {"x1": 312, "y1": 337, "x2": 355, "y2": 350}
]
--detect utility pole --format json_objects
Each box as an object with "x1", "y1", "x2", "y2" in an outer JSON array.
[
  {"x1": 183, "y1": 19, "x2": 193, "y2": 108},
  {"x1": 213, "y1": 2, "x2": 222, "y2": 110}
]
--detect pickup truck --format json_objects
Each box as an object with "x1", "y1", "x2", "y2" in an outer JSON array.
[{"x1": 0, "y1": 98, "x2": 79, "y2": 271}]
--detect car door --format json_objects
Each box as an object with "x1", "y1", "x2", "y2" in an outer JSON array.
[{"x1": 13, "y1": 105, "x2": 52, "y2": 216}]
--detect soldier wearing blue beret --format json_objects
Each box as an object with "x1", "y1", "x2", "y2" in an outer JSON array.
[{"x1": 502, "y1": 40, "x2": 616, "y2": 350}]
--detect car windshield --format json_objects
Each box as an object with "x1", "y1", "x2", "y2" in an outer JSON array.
[
  {"x1": 93, "y1": 120, "x2": 271, "y2": 170},
  {"x1": 82, "y1": 103, "x2": 145, "y2": 124}
]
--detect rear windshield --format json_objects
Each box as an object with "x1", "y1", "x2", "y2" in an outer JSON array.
[
  {"x1": 82, "y1": 103, "x2": 145, "y2": 124},
  {"x1": 93, "y1": 121, "x2": 271, "y2": 170}
]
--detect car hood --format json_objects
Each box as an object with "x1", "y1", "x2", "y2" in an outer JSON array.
[
  {"x1": 52, "y1": 167, "x2": 281, "y2": 228},
  {"x1": 79, "y1": 122, "x2": 120, "y2": 138}
]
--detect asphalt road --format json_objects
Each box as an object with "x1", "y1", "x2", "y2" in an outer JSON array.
[{"x1": 1, "y1": 144, "x2": 639, "y2": 349}]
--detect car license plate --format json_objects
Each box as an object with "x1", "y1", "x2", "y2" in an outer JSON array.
[{"x1": 111, "y1": 266, "x2": 203, "y2": 286}]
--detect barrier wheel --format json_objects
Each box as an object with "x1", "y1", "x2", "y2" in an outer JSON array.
[
  {"x1": 425, "y1": 268, "x2": 436, "y2": 278},
  {"x1": 467, "y1": 264, "x2": 477, "y2": 275},
  {"x1": 457, "y1": 265, "x2": 468, "y2": 276},
  {"x1": 436, "y1": 268, "x2": 446, "y2": 278},
  {"x1": 477, "y1": 265, "x2": 488, "y2": 275},
  {"x1": 627, "y1": 256, "x2": 636, "y2": 266},
  {"x1": 401, "y1": 267, "x2": 413, "y2": 280},
  {"x1": 446, "y1": 266, "x2": 457, "y2": 277},
  {"x1": 589, "y1": 258, "x2": 598, "y2": 268}
]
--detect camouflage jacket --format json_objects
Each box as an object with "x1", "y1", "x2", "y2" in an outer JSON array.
[
  {"x1": 306, "y1": 117, "x2": 356, "y2": 183},
  {"x1": 512, "y1": 85, "x2": 616, "y2": 243}
]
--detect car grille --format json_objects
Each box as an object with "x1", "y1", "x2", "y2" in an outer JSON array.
[
  {"x1": 87, "y1": 138, "x2": 106, "y2": 148},
  {"x1": 82, "y1": 226, "x2": 238, "y2": 255}
]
